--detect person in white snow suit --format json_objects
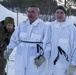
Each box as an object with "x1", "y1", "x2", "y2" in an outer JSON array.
[
  {"x1": 4, "y1": 5, "x2": 51, "y2": 75},
  {"x1": 49, "y1": 6, "x2": 76, "y2": 75}
]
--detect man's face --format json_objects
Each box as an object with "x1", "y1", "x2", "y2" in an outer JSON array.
[
  {"x1": 6, "y1": 23, "x2": 14, "y2": 32},
  {"x1": 27, "y1": 7, "x2": 40, "y2": 23},
  {"x1": 55, "y1": 9, "x2": 66, "y2": 22}
]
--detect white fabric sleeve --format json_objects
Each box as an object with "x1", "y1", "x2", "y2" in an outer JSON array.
[
  {"x1": 7, "y1": 24, "x2": 20, "y2": 49},
  {"x1": 43, "y1": 25, "x2": 51, "y2": 59},
  {"x1": 71, "y1": 27, "x2": 76, "y2": 66}
]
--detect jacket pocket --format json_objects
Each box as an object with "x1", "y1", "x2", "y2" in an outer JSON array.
[
  {"x1": 30, "y1": 33, "x2": 41, "y2": 47},
  {"x1": 19, "y1": 32, "x2": 27, "y2": 41}
]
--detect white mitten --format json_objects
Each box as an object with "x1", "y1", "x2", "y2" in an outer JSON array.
[
  {"x1": 4, "y1": 48, "x2": 13, "y2": 59},
  {"x1": 66, "y1": 65, "x2": 76, "y2": 75}
]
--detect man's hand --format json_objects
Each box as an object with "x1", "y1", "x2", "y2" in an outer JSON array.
[
  {"x1": 34, "y1": 55, "x2": 45, "y2": 67},
  {"x1": 66, "y1": 65, "x2": 76, "y2": 75},
  {"x1": 4, "y1": 48, "x2": 13, "y2": 59}
]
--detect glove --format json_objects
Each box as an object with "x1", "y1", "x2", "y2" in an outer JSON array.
[
  {"x1": 34, "y1": 55, "x2": 45, "y2": 67},
  {"x1": 4, "y1": 48, "x2": 13, "y2": 59},
  {"x1": 66, "y1": 65, "x2": 76, "y2": 75}
]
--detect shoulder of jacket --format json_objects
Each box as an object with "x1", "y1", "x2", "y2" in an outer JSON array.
[
  {"x1": 18, "y1": 21, "x2": 26, "y2": 26},
  {"x1": 23, "y1": 20, "x2": 27, "y2": 23}
]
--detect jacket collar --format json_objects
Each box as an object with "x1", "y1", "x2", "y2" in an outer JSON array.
[
  {"x1": 27, "y1": 18, "x2": 42, "y2": 26},
  {"x1": 54, "y1": 18, "x2": 71, "y2": 28}
]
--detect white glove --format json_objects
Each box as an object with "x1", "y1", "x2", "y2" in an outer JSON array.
[
  {"x1": 66, "y1": 65, "x2": 76, "y2": 75},
  {"x1": 4, "y1": 48, "x2": 13, "y2": 59}
]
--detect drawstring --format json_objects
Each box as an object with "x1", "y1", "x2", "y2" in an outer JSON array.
[
  {"x1": 54, "y1": 46, "x2": 69, "y2": 65},
  {"x1": 37, "y1": 44, "x2": 44, "y2": 56},
  {"x1": 21, "y1": 41, "x2": 44, "y2": 55},
  {"x1": 58, "y1": 46, "x2": 69, "y2": 61},
  {"x1": 21, "y1": 41, "x2": 42, "y2": 44},
  {"x1": 54, "y1": 50, "x2": 59, "y2": 65}
]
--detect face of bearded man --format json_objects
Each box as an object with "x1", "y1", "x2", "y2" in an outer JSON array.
[{"x1": 6, "y1": 23, "x2": 14, "y2": 32}]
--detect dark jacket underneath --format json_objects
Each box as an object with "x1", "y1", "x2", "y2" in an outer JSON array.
[{"x1": 0, "y1": 23, "x2": 14, "y2": 75}]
